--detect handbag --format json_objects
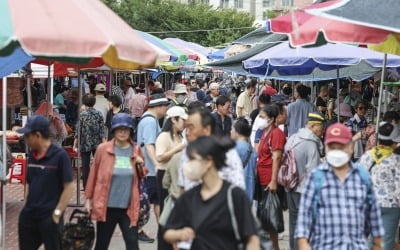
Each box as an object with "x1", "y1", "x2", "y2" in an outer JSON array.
[
  {"x1": 159, "y1": 195, "x2": 174, "y2": 226},
  {"x1": 227, "y1": 185, "x2": 273, "y2": 250},
  {"x1": 62, "y1": 209, "x2": 95, "y2": 250}
]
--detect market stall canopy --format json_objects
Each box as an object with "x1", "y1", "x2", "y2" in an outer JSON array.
[
  {"x1": 307, "y1": 0, "x2": 400, "y2": 55},
  {"x1": 233, "y1": 27, "x2": 273, "y2": 45},
  {"x1": 243, "y1": 41, "x2": 400, "y2": 76},
  {"x1": 208, "y1": 47, "x2": 230, "y2": 60},
  {"x1": 205, "y1": 33, "x2": 286, "y2": 69},
  {"x1": 267, "y1": 0, "x2": 392, "y2": 47},
  {"x1": 0, "y1": 48, "x2": 33, "y2": 78},
  {"x1": 224, "y1": 44, "x2": 251, "y2": 59},
  {"x1": 0, "y1": 0, "x2": 157, "y2": 70}
]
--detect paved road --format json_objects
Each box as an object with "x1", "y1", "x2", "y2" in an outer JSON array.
[{"x1": 5, "y1": 184, "x2": 290, "y2": 250}]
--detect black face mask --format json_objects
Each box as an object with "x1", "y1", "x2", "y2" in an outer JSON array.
[{"x1": 394, "y1": 147, "x2": 400, "y2": 155}]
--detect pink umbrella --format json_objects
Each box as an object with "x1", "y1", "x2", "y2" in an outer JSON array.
[
  {"x1": 267, "y1": 0, "x2": 391, "y2": 47},
  {"x1": 1, "y1": 0, "x2": 157, "y2": 69}
]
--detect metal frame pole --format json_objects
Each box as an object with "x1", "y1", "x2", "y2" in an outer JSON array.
[
  {"x1": 68, "y1": 70, "x2": 83, "y2": 207},
  {"x1": 375, "y1": 53, "x2": 388, "y2": 145},
  {"x1": 337, "y1": 67, "x2": 340, "y2": 122},
  {"x1": 1, "y1": 77, "x2": 7, "y2": 249}
]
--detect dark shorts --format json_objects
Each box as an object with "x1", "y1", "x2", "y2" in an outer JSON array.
[
  {"x1": 144, "y1": 176, "x2": 158, "y2": 205},
  {"x1": 156, "y1": 170, "x2": 169, "y2": 211}
]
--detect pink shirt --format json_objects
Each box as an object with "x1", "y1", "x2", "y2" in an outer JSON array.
[{"x1": 129, "y1": 93, "x2": 148, "y2": 117}]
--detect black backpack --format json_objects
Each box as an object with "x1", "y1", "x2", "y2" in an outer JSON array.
[{"x1": 62, "y1": 209, "x2": 95, "y2": 250}]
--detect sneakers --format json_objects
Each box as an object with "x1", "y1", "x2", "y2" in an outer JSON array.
[{"x1": 138, "y1": 231, "x2": 155, "y2": 243}]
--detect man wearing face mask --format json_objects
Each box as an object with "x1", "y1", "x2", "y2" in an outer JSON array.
[
  {"x1": 295, "y1": 123, "x2": 384, "y2": 250},
  {"x1": 178, "y1": 108, "x2": 245, "y2": 191},
  {"x1": 284, "y1": 113, "x2": 325, "y2": 250}
]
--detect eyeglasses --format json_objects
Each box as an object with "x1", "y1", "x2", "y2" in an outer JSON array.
[
  {"x1": 358, "y1": 106, "x2": 366, "y2": 110},
  {"x1": 190, "y1": 81, "x2": 196, "y2": 84}
]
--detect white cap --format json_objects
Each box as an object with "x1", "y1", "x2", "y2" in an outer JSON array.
[
  {"x1": 209, "y1": 82, "x2": 219, "y2": 90},
  {"x1": 94, "y1": 83, "x2": 106, "y2": 92},
  {"x1": 166, "y1": 106, "x2": 188, "y2": 120},
  {"x1": 174, "y1": 84, "x2": 188, "y2": 94}
]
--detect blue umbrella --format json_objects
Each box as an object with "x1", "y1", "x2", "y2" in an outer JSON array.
[
  {"x1": 243, "y1": 41, "x2": 400, "y2": 76},
  {"x1": 0, "y1": 47, "x2": 33, "y2": 78}
]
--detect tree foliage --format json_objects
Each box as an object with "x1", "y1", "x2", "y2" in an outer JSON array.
[{"x1": 102, "y1": 0, "x2": 255, "y2": 47}]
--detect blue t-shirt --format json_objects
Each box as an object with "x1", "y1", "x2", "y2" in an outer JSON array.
[
  {"x1": 108, "y1": 145, "x2": 133, "y2": 208},
  {"x1": 23, "y1": 144, "x2": 73, "y2": 218},
  {"x1": 235, "y1": 141, "x2": 257, "y2": 202},
  {"x1": 137, "y1": 111, "x2": 160, "y2": 176}
]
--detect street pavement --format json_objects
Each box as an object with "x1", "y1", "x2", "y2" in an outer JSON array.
[{"x1": 5, "y1": 183, "x2": 290, "y2": 250}]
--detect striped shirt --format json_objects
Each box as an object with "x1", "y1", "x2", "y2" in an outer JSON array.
[{"x1": 295, "y1": 162, "x2": 384, "y2": 250}]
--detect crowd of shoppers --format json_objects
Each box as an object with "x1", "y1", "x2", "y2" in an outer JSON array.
[{"x1": 17, "y1": 76, "x2": 400, "y2": 250}]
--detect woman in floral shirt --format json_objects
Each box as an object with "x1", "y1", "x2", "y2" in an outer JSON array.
[
  {"x1": 73, "y1": 94, "x2": 105, "y2": 189},
  {"x1": 359, "y1": 122, "x2": 400, "y2": 250}
]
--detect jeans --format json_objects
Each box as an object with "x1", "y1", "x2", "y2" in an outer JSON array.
[
  {"x1": 380, "y1": 207, "x2": 400, "y2": 250},
  {"x1": 286, "y1": 191, "x2": 301, "y2": 250},
  {"x1": 81, "y1": 149, "x2": 96, "y2": 190},
  {"x1": 95, "y1": 208, "x2": 139, "y2": 250},
  {"x1": 18, "y1": 211, "x2": 63, "y2": 250}
]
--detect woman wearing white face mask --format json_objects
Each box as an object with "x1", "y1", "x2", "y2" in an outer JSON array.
[
  {"x1": 163, "y1": 136, "x2": 260, "y2": 250},
  {"x1": 358, "y1": 122, "x2": 400, "y2": 250},
  {"x1": 256, "y1": 104, "x2": 286, "y2": 250}
]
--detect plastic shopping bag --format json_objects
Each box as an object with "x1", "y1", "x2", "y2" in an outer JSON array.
[{"x1": 257, "y1": 190, "x2": 284, "y2": 233}]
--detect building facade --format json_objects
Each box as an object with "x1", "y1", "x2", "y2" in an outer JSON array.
[{"x1": 176, "y1": 0, "x2": 314, "y2": 20}]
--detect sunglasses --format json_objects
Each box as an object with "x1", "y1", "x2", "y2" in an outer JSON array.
[{"x1": 358, "y1": 106, "x2": 366, "y2": 110}]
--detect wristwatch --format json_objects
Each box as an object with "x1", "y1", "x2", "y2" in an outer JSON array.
[{"x1": 53, "y1": 209, "x2": 62, "y2": 217}]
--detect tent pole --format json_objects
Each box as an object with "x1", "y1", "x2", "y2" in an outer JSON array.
[
  {"x1": 1, "y1": 77, "x2": 7, "y2": 249},
  {"x1": 26, "y1": 66, "x2": 33, "y2": 117},
  {"x1": 75, "y1": 70, "x2": 82, "y2": 207},
  {"x1": 375, "y1": 53, "x2": 387, "y2": 145},
  {"x1": 337, "y1": 67, "x2": 340, "y2": 122}
]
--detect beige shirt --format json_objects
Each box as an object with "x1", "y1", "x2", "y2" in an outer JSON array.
[
  {"x1": 155, "y1": 132, "x2": 181, "y2": 171},
  {"x1": 236, "y1": 90, "x2": 254, "y2": 118},
  {"x1": 156, "y1": 132, "x2": 183, "y2": 199}
]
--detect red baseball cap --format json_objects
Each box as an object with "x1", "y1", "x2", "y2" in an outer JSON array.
[{"x1": 325, "y1": 123, "x2": 352, "y2": 145}]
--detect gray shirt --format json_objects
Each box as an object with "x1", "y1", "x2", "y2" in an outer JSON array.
[
  {"x1": 287, "y1": 99, "x2": 317, "y2": 137},
  {"x1": 285, "y1": 128, "x2": 323, "y2": 193},
  {"x1": 108, "y1": 145, "x2": 134, "y2": 208}
]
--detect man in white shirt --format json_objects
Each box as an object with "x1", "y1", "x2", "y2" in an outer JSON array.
[
  {"x1": 178, "y1": 108, "x2": 245, "y2": 190},
  {"x1": 236, "y1": 80, "x2": 257, "y2": 119},
  {"x1": 93, "y1": 83, "x2": 109, "y2": 122}
]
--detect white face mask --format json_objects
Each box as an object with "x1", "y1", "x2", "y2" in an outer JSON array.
[
  {"x1": 326, "y1": 150, "x2": 351, "y2": 168},
  {"x1": 183, "y1": 160, "x2": 207, "y2": 181},
  {"x1": 257, "y1": 118, "x2": 270, "y2": 130}
]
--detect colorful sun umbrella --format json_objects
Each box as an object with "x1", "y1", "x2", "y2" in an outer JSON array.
[
  {"x1": 307, "y1": 0, "x2": 400, "y2": 56},
  {"x1": 0, "y1": 0, "x2": 157, "y2": 69},
  {"x1": 243, "y1": 41, "x2": 400, "y2": 76},
  {"x1": 164, "y1": 38, "x2": 210, "y2": 64},
  {"x1": 137, "y1": 31, "x2": 188, "y2": 62},
  {"x1": 267, "y1": 0, "x2": 391, "y2": 47}
]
